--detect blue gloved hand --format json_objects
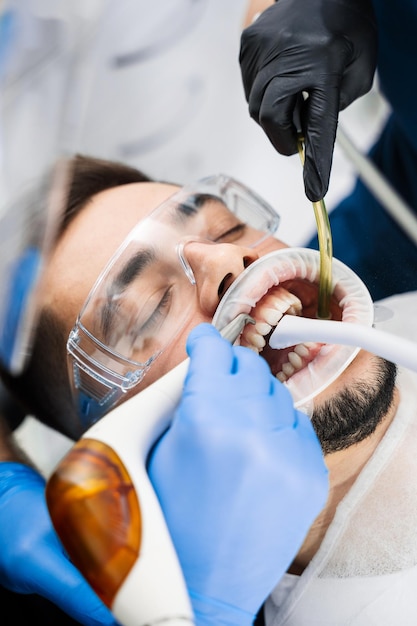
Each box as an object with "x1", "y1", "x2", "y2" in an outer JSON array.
[
  {"x1": 148, "y1": 323, "x2": 328, "y2": 626},
  {"x1": 239, "y1": 0, "x2": 377, "y2": 201},
  {"x1": 0, "y1": 462, "x2": 118, "y2": 626}
]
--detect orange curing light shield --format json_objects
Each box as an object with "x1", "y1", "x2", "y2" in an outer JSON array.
[{"x1": 46, "y1": 438, "x2": 141, "y2": 608}]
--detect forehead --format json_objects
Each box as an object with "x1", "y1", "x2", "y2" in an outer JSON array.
[{"x1": 42, "y1": 181, "x2": 179, "y2": 332}]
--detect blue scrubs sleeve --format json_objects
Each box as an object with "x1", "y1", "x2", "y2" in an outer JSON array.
[{"x1": 306, "y1": 0, "x2": 417, "y2": 301}]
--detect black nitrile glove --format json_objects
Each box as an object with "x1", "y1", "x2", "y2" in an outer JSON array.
[{"x1": 240, "y1": 0, "x2": 378, "y2": 201}]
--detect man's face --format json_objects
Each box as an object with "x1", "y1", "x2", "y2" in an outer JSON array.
[
  {"x1": 44, "y1": 180, "x2": 287, "y2": 387},
  {"x1": 42, "y1": 180, "x2": 396, "y2": 448}
]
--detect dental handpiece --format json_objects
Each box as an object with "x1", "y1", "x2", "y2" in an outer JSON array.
[
  {"x1": 46, "y1": 315, "x2": 252, "y2": 626},
  {"x1": 269, "y1": 315, "x2": 417, "y2": 374}
]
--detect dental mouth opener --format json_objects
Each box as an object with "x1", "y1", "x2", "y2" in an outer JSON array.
[
  {"x1": 269, "y1": 314, "x2": 417, "y2": 374},
  {"x1": 46, "y1": 313, "x2": 254, "y2": 626}
]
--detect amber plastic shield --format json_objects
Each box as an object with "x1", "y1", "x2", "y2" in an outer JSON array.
[{"x1": 46, "y1": 438, "x2": 141, "y2": 607}]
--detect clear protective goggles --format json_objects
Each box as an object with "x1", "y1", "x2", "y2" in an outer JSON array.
[{"x1": 67, "y1": 174, "x2": 280, "y2": 426}]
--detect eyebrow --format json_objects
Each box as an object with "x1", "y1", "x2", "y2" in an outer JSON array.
[
  {"x1": 114, "y1": 248, "x2": 155, "y2": 291},
  {"x1": 175, "y1": 193, "x2": 215, "y2": 216}
]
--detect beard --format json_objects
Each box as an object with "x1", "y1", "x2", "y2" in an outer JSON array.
[{"x1": 311, "y1": 358, "x2": 398, "y2": 454}]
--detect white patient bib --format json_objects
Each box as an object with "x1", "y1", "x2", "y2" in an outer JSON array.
[{"x1": 265, "y1": 365, "x2": 417, "y2": 625}]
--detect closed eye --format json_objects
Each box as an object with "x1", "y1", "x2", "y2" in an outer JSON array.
[
  {"x1": 136, "y1": 286, "x2": 173, "y2": 336},
  {"x1": 214, "y1": 222, "x2": 247, "y2": 243}
]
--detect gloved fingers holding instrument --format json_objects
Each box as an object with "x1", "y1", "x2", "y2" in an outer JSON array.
[
  {"x1": 148, "y1": 323, "x2": 328, "y2": 626},
  {"x1": 239, "y1": 0, "x2": 378, "y2": 201}
]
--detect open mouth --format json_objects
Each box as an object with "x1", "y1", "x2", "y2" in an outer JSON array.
[
  {"x1": 239, "y1": 281, "x2": 340, "y2": 382},
  {"x1": 212, "y1": 248, "x2": 374, "y2": 411}
]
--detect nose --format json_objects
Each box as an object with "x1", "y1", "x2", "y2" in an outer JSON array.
[{"x1": 182, "y1": 240, "x2": 259, "y2": 316}]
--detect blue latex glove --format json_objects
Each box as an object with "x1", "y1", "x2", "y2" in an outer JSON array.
[
  {"x1": 0, "y1": 462, "x2": 118, "y2": 626},
  {"x1": 239, "y1": 0, "x2": 377, "y2": 201},
  {"x1": 149, "y1": 323, "x2": 328, "y2": 625}
]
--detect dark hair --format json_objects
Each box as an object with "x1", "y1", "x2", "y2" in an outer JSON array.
[{"x1": 0, "y1": 155, "x2": 153, "y2": 439}]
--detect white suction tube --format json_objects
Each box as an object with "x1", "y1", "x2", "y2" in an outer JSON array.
[{"x1": 270, "y1": 315, "x2": 417, "y2": 373}]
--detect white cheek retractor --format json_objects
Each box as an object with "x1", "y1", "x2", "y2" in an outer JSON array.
[{"x1": 212, "y1": 248, "x2": 375, "y2": 414}]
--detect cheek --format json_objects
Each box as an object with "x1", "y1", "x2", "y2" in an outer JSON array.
[{"x1": 132, "y1": 313, "x2": 211, "y2": 391}]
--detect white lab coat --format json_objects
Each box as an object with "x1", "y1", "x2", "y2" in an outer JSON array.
[{"x1": 265, "y1": 291, "x2": 417, "y2": 625}]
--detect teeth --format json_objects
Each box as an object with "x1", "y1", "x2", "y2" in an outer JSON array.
[
  {"x1": 242, "y1": 286, "x2": 303, "y2": 342},
  {"x1": 245, "y1": 329, "x2": 266, "y2": 349},
  {"x1": 239, "y1": 284, "x2": 317, "y2": 384},
  {"x1": 274, "y1": 340, "x2": 318, "y2": 383},
  {"x1": 267, "y1": 288, "x2": 302, "y2": 311},
  {"x1": 288, "y1": 351, "x2": 303, "y2": 369},
  {"x1": 241, "y1": 285, "x2": 304, "y2": 348},
  {"x1": 255, "y1": 321, "x2": 272, "y2": 335},
  {"x1": 282, "y1": 362, "x2": 295, "y2": 377},
  {"x1": 262, "y1": 308, "x2": 284, "y2": 326},
  {"x1": 294, "y1": 344, "x2": 309, "y2": 358}
]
